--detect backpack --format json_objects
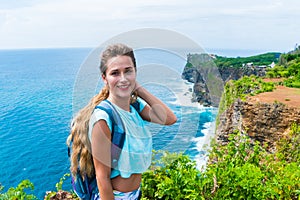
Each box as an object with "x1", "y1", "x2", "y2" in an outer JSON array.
[{"x1": 68, "y1": 99, "x2": 140, "y2": 200}]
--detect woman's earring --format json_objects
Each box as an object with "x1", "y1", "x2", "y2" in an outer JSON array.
[{"x1": 131, "y1": 91, "x2": 138, "y2": 103}]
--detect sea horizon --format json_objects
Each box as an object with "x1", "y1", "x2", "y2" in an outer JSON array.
[{"x1": 0, "y1": 46, "x2": 283, "y2": 58}]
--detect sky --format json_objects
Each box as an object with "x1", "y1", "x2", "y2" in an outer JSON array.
[{"x1": 0, "y1": 0, "x2": 299, "y2": 53}]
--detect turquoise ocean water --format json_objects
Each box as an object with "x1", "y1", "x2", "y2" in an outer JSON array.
[{"x1": 0, "y1": 47, "x2": 263, "y2": 198}]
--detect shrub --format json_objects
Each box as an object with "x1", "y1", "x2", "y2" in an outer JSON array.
[
  {"x1": 201, "y1": 124, "x2": 300, "y2": 199},
  {"x1": 142, "y1": 151, "x2": 202, "y2": 200},
  {"x1": 142, "y1": 124, "x2": 300, "y2": 200},
  {"x1": 1, "y1": 124, "x2": 299, "y2": 199},
  {"x1": 44, "y1": 173, "x2": 78, "y2": 200},
  {"x1": 0, "y1": 180, "x2": 38, "y2": 200}
]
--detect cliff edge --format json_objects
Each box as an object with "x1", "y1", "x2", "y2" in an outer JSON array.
[{"x1": 216, "y1": 85, "x2": 300, "y2": 151}]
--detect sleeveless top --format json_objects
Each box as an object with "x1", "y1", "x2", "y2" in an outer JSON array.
[{"x1": 88, "y1": 98, "x2": 152, "y2": 178}]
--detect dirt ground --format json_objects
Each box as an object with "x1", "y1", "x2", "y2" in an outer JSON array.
[{"x1": 248, "y1": 85, "x2": 300, "y2": 108}]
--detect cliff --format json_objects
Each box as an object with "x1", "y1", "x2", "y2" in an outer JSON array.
[
  {"x1": 181, "y1": 53, "x2": 268, "y2": 107},
  {"x1": 216, "y1": 97, "x2": 300, "y2": 152}
]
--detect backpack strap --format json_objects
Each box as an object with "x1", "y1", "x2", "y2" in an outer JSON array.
[
  {"x1": 131, "y1": 100, "x2": 141, "y2": 112},
  {"x1": 95, "y1": 100, "x2": 126, "y2": 168}
]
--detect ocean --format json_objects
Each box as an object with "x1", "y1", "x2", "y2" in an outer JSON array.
[{"x1": 0, "y1": 47, "x2": 258, "y2": 199}]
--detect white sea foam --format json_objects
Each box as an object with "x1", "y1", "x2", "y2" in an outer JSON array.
[
  {"x1": 194, "y1": 120, "x2": 216, "y2": 170},
  {"x1": 171, "y1": 78, "x2": 218, "y2": 170},
  {"x1": 172, "y1": 80, "x2": 199, "y2": 108}
]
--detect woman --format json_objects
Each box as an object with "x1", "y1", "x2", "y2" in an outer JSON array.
[{"x1": 67, "y1": 43, "x2": 177, "y2": 200}]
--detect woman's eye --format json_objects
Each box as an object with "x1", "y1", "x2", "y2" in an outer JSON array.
[{"x1": 111, "y1": 71, "x2": 119, "y2": 76}]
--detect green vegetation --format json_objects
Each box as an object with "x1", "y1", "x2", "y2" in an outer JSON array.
[
  {"x1": 202, "y1": 124, "x2": 300, "y2": 199},
  {"x1": 0, "y1": 180, "x2": 38, "y2": 200},
  {"x1": 216, "y1": 75, "x2": 275, "y2": 127},
  {"x1": 184, "y1": 61, "x2": 194, "y2": 69},
  {"x1": 266, "y1": 46, "x2": 300, "y2": 88},
  {"x1": 1, "y1": 126, "x2": 299, "y2": 199},
  {"x1": 141, "y1": 151, "x2": 202, "y2": 200},
  {"x1": 44, "y1": 173, "x2": 78, "y2": 200},
  {"x1": 141, "y1": 123, "x2": 300, "y2": 199},
  {"x1": 0, "y1": 174, "x2": 77, "y2": 200},
  {"x1": 214, "y1": 52, "x2": 280, "y2": 68}
]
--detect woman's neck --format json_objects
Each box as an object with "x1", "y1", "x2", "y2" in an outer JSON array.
[{"x1": 107, "y1": 96, "x2": 131, "y2": 111}]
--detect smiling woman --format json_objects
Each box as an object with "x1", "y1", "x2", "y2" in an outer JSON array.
[
  {"x1": 103, "y1": 56, "x2": 137, "y2": 104},
  {"x1": 67, "y1": 43, "x2": 177, "y2": 200}
]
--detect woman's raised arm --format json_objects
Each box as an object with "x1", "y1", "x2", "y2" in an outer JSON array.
[{"x1": 135, "y1": 83, "x2": 177, "y2": 125}]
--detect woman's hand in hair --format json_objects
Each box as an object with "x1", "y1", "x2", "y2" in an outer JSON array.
[
  {"x1": 133, "y1": 81, "x2": 141, "y2": 93},
  {"x1": 135, "y1": 83, "x2": 177, "y2": 125}
]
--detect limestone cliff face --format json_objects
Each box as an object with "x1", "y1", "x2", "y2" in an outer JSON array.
[
  {"x1": 181, "y1": 54, "x2": 224, "y2": 107},
  {"x1": 216, "y1": 99, "x2": 300, "y2": 151},
  {"x1": 218, "y1": 66, "x2": 266, "y2": 82},
  {"x1": 181, "y1": 54, "x2": 266, "y2": 107}
]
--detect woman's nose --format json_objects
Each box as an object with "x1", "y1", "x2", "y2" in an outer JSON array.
[{"x1": 120, "y1": 72, "x2": 127, "y2": 81}]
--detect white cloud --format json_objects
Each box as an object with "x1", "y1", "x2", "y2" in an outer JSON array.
[{"x1": 0, "y1": 0, "x2": 299, "y2": 51}]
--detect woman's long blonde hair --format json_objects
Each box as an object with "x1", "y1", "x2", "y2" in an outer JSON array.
[{"x1": 66, "y1": 43, "x2": 137, "y2": 179}]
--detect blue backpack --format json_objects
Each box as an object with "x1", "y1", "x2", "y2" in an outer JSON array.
[{"x1": 69, "y1": 100, "x2": 140, "y2": 199}]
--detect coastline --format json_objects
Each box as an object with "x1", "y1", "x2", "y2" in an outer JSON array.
[
  {"x1": 175, "y1": 78, "x2": 217, "y2": 170},
  {"x1": 174, "y1": 80, "x2": 199, "y2": 108}
]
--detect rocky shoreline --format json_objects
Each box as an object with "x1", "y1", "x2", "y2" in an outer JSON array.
[
  {"x1": 182, "y1": 52, "x2": 300, "y2": 153},
  {"x1": 181, "y1": 53, "x2": 268, "y2": 107}
]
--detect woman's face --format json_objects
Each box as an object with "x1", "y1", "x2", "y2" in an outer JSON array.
[{"x1": 103, "y1": 55, "x2": 136, "y2": 100}]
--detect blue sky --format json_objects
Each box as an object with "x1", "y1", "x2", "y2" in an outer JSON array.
[{"x1": 0, "y1": 0, "x2": 299, "y2": 53}]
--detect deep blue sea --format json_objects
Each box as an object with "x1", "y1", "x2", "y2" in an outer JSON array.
[{"x1": 0, "y1": 47, "x2": 261, "y2": 199}]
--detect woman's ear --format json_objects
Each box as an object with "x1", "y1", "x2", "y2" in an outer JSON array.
[{"x1": 102, "y1": 74, "x2": 107, "y2": 85}]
